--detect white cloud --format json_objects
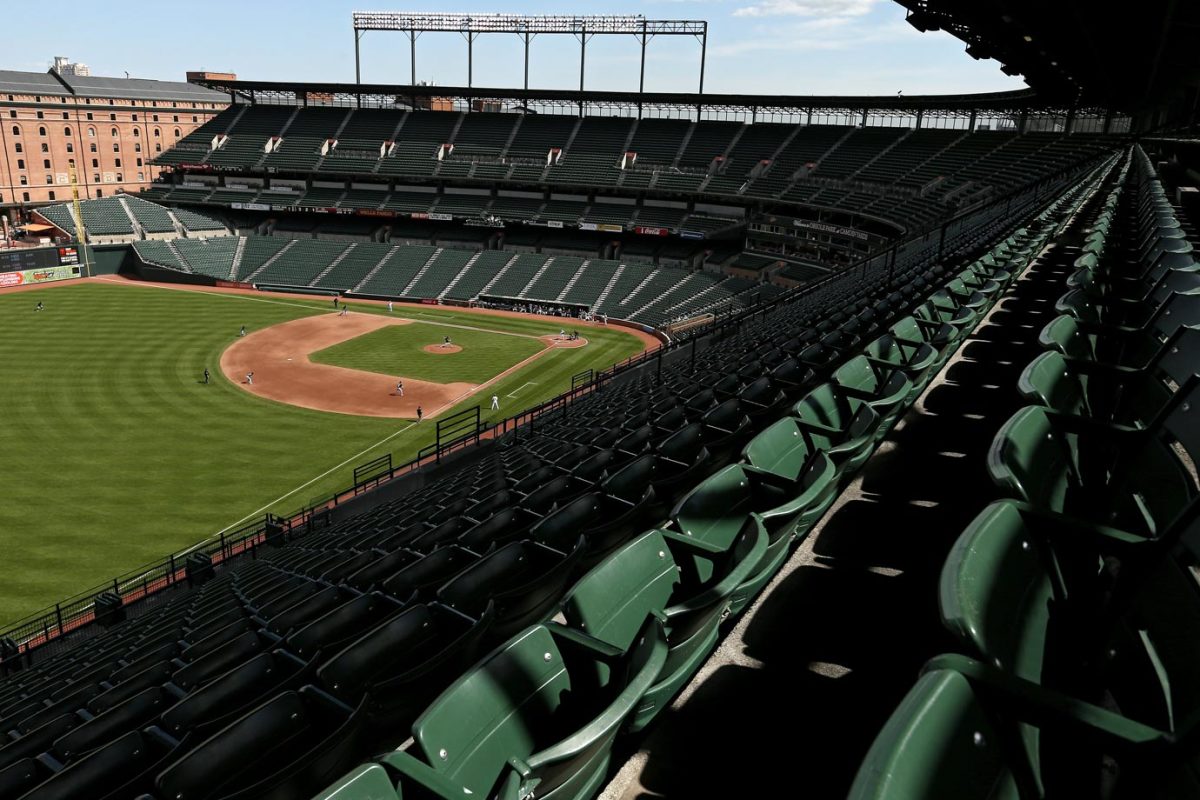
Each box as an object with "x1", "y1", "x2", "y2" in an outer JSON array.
[{"x1": 733, "y1": 0, "x2": 878, "y2": 18}]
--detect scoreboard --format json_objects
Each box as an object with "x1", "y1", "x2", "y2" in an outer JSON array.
[
  {"x1": 0, "y1": 245, "x2": 78, "y2": 272},
  {"x1": 0, "y1": 246, "x2": 82, "y2": 288}
]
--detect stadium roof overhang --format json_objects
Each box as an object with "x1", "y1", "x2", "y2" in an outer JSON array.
[
  {"x1": 195, "y1": 78, "x2": 1081, "y2": 116},
  {"x1": 894, "y1": 0, "x2": 1200, "y2": 115}
]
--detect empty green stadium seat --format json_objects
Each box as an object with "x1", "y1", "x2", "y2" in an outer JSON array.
[
  {"x1": 383, "y1": 620, "x2": 667, "y2": 800},
  {"x1": 988, "y1": 404, "x2": 1196, "y2": 540},
  {"x1": 832, "y1": 355, "x2": 912, "y2": 434},
  {"x1": 793, "y1": 383, "x2": 881, "y2": 475},
  {"x1": 559, "y1": 527, "x2": 766, "y2": 733},
  {"x1": 671, "y1": 463, "x2": 811, "y2": 613}
]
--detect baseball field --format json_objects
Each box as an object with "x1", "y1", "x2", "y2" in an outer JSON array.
[{"x1": 0, "y1": 278, "x2": 652, "y2": 624}]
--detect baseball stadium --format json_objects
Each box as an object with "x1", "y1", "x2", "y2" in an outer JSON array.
[{"x1": 0, "y1": 1, "x2": 1199, "y2": 797}]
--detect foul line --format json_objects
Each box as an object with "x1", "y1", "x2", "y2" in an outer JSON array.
[{"x1": 179, "y1": 421, "x2": 417, "y2": 555}]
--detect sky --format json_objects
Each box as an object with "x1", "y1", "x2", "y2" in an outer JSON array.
[{"x1": 5, "y1": 0, "x2": 1026, "y2": 96}]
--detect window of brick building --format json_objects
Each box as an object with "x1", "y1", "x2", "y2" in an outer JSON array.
[
  {"x1": 42, "y1": 159, "x2": 50, "y2": 169},
  {"x1": 13, "y1": 142, "x2": 21, "y2": 153},
  {"x1": 16, "y1": 159, "x2": 24, "y2": 169},
  {"x1": 22, "y1": 192, "x2": 30, "y2": 202},
  {"x1": 115, "y1": 158, "x2": 121, "y2": 167},
  {"x1": 38, "y1": 126, "x2": 46, "y2": 136},
  {"x1": 48, "y1": 191, "x2": 55, "y2": 200},
  {"x1": 40, "y1": 143, "x2": 48, "y2": 153}
]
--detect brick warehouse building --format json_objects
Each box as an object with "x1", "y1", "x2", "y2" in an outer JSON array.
[{"x1": 0, "y1": 69, "x2": 227, "y2": 211}]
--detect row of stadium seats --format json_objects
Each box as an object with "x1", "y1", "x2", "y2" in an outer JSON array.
[
  {"x1": 152, "y1": 105, "x2": 1116, "y2": 233},
  {"x1": 0, "y1": 154, "x2": 1107, "y2": 800},
  {"x1": 850, "y1": 145, "x2": 1200, "y2": 797},
  {"x1": 132, "y1": 237, "x2": 759, "y2": 327},
  {"x1": 34, "y1": 196, "x2": 226, "y2": 241},
  {"x1": 139, "y1": 182, "x2": 741, "y2": 237}
]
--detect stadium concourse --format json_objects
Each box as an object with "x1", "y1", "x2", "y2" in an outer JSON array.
[{"x1": 4, "y1": 1, "x2": 1200, "y2": 798}]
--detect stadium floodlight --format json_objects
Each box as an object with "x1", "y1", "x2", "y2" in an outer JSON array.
[{"x1": 351, "y1": 11, "x2": 708, "y2": 100}]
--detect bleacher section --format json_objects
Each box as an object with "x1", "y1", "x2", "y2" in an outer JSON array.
[
  {"x1": 33, "y1": 197, "x2": 227, "y2": 241},
  {"x1": 148, "y1": 105, "x2": 1121, "y2": 244},
  {"x1": 0, "y1": 147, "x2": 1112, "y2": 800},
  {"x1": 129, "y1": 235, "x2": 756, "y2": 325}
]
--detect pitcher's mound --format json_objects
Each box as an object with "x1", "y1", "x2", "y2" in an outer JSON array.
[{"x1": 423, "y1": 343, "x2": 463, "y2": 354}]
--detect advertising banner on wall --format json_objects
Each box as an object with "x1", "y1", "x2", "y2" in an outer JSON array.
[{"x1": 0, "y1": 265, "x2": 81, "y2": 288}]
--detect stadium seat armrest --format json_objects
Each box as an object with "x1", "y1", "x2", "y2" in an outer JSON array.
[
  {"x1": 527, "y1": 620, "x2": 667, "y2": 770},
  {"x1": 379, "y1": 751, "x2": 462, "y2": 799},
  {"x1": 924, "y1": 653, "x2": 1172, "y2": 758},
  {"x1": 659, "y1": 527, "x2": 730, "y2": 556},
  {"x1": 1061, "y1": 356, "x2": 1145, "y2": 379},
  {"x1": 665, "y1": 525, "x2": 769, "y2": 618},
  {"x1": 1010, "y1": 501, "x2": 1150, "y2": 559},
  {"x1": 546, "y1": 622, "x2": 626, "y2": 662}
]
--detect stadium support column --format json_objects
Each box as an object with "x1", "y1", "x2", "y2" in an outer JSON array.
[
  {"x1": 577, "y1": 26, "x2": 593, "y2": 117},
  {"x1": 697, "y1": 22, "x2": 708, "y2": 119},
  {"x1": 354, "y1": 28, "x2": 361, "y2": 84},
  {"x1": 638, "y1": 19, "x2": 648, "y2": 119},
  {"x1": 522, "y1": 32, "x2": 534, "y2": 92},
  {"x1": 410, "y1": 31, "x2": 419, "y2": 86},
  {"x1": 464, "y1": 31, "x2": 480, "y2": 89}
]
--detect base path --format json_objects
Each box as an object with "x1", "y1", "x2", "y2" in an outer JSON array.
[{"x1": 220, "y1": 313, "x2": 477, "y2": 419}]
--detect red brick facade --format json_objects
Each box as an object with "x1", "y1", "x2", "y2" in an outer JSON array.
[{"x1": 0, "y1": 82, "x2": 227, "y2": 209}]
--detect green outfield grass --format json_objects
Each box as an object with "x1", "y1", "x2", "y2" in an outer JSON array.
[
  {"x1": 311, "y1": 322, "x2": 546, "y2": 384},
  {"x1": 0, "y1": 281, "x2": 647, "y2": 625}
]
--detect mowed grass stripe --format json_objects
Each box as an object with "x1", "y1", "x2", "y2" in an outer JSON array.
[
  {"x1": 310, "y1": 324, "x2": 545, "y2": 384},
  {"x1": 0, "y1": 283, "x2": 646, "y2": 623}
]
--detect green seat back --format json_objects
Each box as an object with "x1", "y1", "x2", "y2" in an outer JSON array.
[
  {"x1": 673, "y1": 464, "x2": 755, "y2": 552},
  {"x1": 938, "y1": 502, "x2": 1052, "y2": 683},
  {"x1": 1018, "y1": 351, "x2": 1085, "y2": 416},
  {"x1": 412, "y1": 625, "x2": 568, "y2": 797},
  {"x1": 992, "y1": 406, "x2": 1195, "y2": 537},
  {"x1": 889, "y1": 316, "x2": 923, "y2": 343},
  {"x1": 560, "y1": 530, "x2": 679, "y2": 653},
  {"x1": 849, "y1": 669, "x2": 1021, "y2": 800},
  {"x1": 833, "y1": 355, "x2": 878, "y2": 395},
  {"x1": 743, "y1": 417, "x2": 815, "y2": 483},
  {"x1": 989, "y1": 407, "x2": 1077, "y2": 513},
  {"x1": 312, "y1": 764, "x2": 400, "y2": 800},
  {"x1": 794, "y1": 383, "x2": 875, "y2": 449},
  {"x1": 1038, "y1": 315, "x2": 1096, "y2": 361}
]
